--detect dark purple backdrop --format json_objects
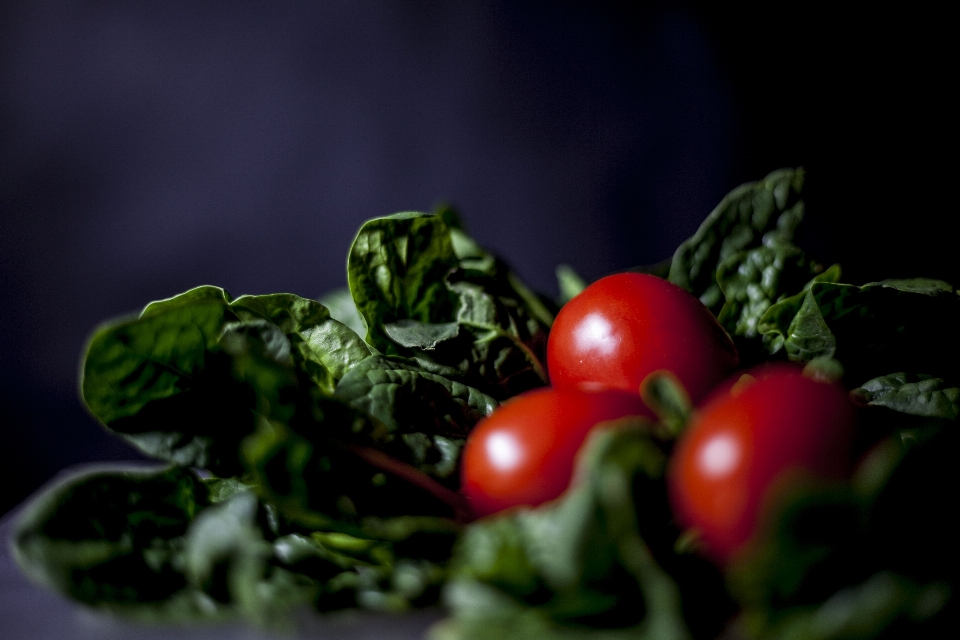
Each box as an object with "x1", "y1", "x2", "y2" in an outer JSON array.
[{"x1": 1, "y1": 1, "x2": 951, "y2": 515}]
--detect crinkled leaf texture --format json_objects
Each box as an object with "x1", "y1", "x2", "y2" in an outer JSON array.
[
  {"x1": 348, "y1": 212, "x2": 460, "y2": 352},
  {"x1": 78, "y1": 279, "x2": 487, "y2": 616},
  {"x1": 716, "y1": 243, "x2": 839, "y2": 340},
  {"x1": 81, "y1": 286, "x2": 370, "y2": 475},
  {"x1": 757, "y1": 278, "x2": 960, "y2": 386},
  {"x1": 852, "y1": 373, "x2": 960, "y2": 420},
  {"x1": 347, "y1": 210, "x2": 553, "y2": 399},
  {"x1": 336, "y1": 355, "x2": 496, "y2": 438},
  {"x1": 669, "y1": 167, "x2": 806, "y2": 312},
  {"x1": 436, "y1": 422, "x2": 728, "y2": 640}
]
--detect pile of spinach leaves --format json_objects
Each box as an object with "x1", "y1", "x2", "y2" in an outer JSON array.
[
  {"x1": 14, "y1": 171, "x2": 958, "y2": 639},
  {"x1": 14, "y1": 209, "x2": 551, "y2": 623}
]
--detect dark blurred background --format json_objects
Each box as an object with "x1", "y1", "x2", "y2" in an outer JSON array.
[{"x1": 1, "y1": 1, "x2": 952, "y2": 516}]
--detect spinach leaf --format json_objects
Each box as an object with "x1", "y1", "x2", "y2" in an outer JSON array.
[
  {"x1": 242, "y1": 405, "x2": 468, "y2": 533},
  {"x1": 81, "y1": 288, "x2": 267, "y2": 474},
  {"x1": 669, "y1": 168, "x2": 806, "y2": 312},
  {"x1": 384, "y1": 319, "x2": 461, "y2": 349},
  {"x1": 13, "y1": 466, "x2": 216, "y2": 618},
  {"x1": 758, "y1": 279, "x2": 960, "y2": 385},
  {"x1": 81, "y1": 287, "x2": 366, "y2": 475},
  {"x1": 852, "y1": 373, "x2": 960, "y2": 420},
  {"x1": 182, "y1": 490, "x2": 330, "y2": 625},
  {"x1": 639, "y1": 371, "x2": 692, "y2": 439},
  {"x1": 335, "y1": 355, "x2": 497, "y2": 478},
  {"x1": 440, "y1": 422, "x2": 720, "y2": 640},
  {"x1": 347, "y1": 212, "x2": 460, "y2": 352},
  {"x1": 13, "y1": 464, "x2": 456, "y2": 621},
  {"x1": 443, "y1": 267, "x2": 551, "y2": 398},
  {"x1": 83, "y1": 285, "x2": 235, "y2": 427},
  {"x1": 318, "y1": 287, "x2": 368, "y2": 339},
  {"x1": 716, "y1": 242, "x2": 839, "y2": 340},
  {"x1": 231, "y1": 292, "x2": 373, "y2": 383},
  {"x1": 347, "y1": 211, "x2": 553, "y2": 399},
  {"x1": 555, "y1": 264, "x2": 587, "y2": 305},
  {"x1": 273, "y1": 517, "x2": 457, "y2": 613}
]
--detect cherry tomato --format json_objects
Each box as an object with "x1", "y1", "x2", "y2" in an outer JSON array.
[
  {"x1": 667, "y1": 365, "x2": 856, "y2": 562},
  {"x1": 461, "y1": 387, "x2": 652, "y2": 517},
  {"x1": 547, "y1": 273, "x2": 739, "y2": 403}
]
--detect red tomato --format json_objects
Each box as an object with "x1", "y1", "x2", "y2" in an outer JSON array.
[
  {"x1": 667, "y1": 365, "x2": 855, "y2": 563},
  {"x1": 547, "y1": 273, "x2": 739, "y2": 403},
  {"x1": 461, "y1": 387, "x2": 652, "y2": 517}
]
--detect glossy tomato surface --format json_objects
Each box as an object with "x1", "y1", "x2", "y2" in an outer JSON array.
[
  {"x1": 667, "y1": 365, "x2": 856, "y2": 562},
  {"x1": 461, "y1": 387, "x2": 652, "y2": 517},
  {"x1": 547, "y1": 273, "x2": 739, "y2": 403}
]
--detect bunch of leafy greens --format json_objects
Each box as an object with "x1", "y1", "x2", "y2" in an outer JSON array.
[
  {"x1": 438, "y1": 168, "x2": 956, "y2": 639},
  {"x1": 14, "y1": 209, "x2": 551, "y2": 624},
  {"x1": 15, "y1": 171, "x2": 958, "y2": 638}
]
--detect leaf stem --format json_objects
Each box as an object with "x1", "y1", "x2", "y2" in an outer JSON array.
[
  {"x1": 342, "y1": 443, "x2": 474, "y2": 523},
  {"x1": 458, "y1": 321, "x2": 549, "y2": 384}
]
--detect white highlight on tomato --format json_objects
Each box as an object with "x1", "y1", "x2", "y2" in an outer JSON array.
[
  {"x1": 574, "y1": 312, "x2": 618, "y2": 354},
  {"x1": 699, "y1": 433, "x2": 740, "y2": 478},
  {"x1": 486, "y1": 431, "x2": 522, "y2": 471}
]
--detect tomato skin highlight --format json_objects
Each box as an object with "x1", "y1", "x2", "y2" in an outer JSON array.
[
  {"x1": 667, "y1": 365, "x2": 856, "y2": 563},
  {"x1": 547, "y1": 273, "x2": 739, "y2": 403},
  {"x1": 461, "y1": 387, "x2": 652, "y2": 517}
]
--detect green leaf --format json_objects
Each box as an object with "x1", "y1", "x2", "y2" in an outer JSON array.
[
  {"x1": 444, "y1": 273, "x2": 550, "y2": 398},
  {"x1": 184, "y1": 492, "x2": 270, "y2": 603},
  {"x1": 273, "y1": 515, "x2": 456, "y2": 613},
  {"x1": 347, "y1": 212, "x2": 460, "y2": 353},
  {"x1": 231, "y1": 292, "x2": 373, "y2": 383},
  {"x1": 184, "y1": 487, "x2": 457, "y2": 616},
  {"x1": 852, "y1": 373, "x2": 960, "y2": 420},
  {"x1": 873, "y1": 278, "x2": 954, "y2": 295},
  {"x1": 318, "y1": 287, "x2": 368, "y2": 338},
  {"x1": 242, "y1": 404, "x2": 466, "y2": 532},
  {"x1": 758, "y1": 279, "x2": 960, "y2": 385},
  {"x1": 384, "y1": 319, "x2": 461, "y2": 349},
  {"x1": 336, "y1": 355, "x2": 496, "y2": 438},
  {"x1": 205, "y1": 477, "x2": 257, "y2": 503},
  {"x1": 13, "y1": 466, "x2": 217, "y2": 618},
  {"x1": 346, "y1": 212, "x2": 552, "y2": 399},
  {"x1": 716, "y1": 239, "x2": 839, "y2": 339},
  {"x1": 13, "y1": 466, "x2": 456, "y2": 621},
  {"x1": 182, "y1": 490, "x2": 324, "y2": 625},
  {"x1": 432, "y1": 582, "x2": 660, "y2": 640},
  {"x1": 83, "y1": 285, "x2": 233, "y2": 426},
  {"x1": 753, "y1": 572, "x2": 952, "y2": 640},
  {"x1": 555, "y1": 264, "x2": 587, "y2": 305},
  {"x1": 333, "y1": 355, "x2": 497, "y2": 485},
  {"x1": 639, "y1": 371, "x2": 691, "y2": 438},
  {"x1": 80, "y1": 287, "x2": 366, "y2": 474},
  {"x1": 784, "y1": 289, "x2": 838, "y2": 362},
  {"x1": 82, "y1": 295, "x2": 252, "y2": 473},
  {"x1": 669, "y1": 168, "x2": 806, "y2": 312},
  {"x1": 802, "y1": 357, "x2": 845, "y2": 384}
]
